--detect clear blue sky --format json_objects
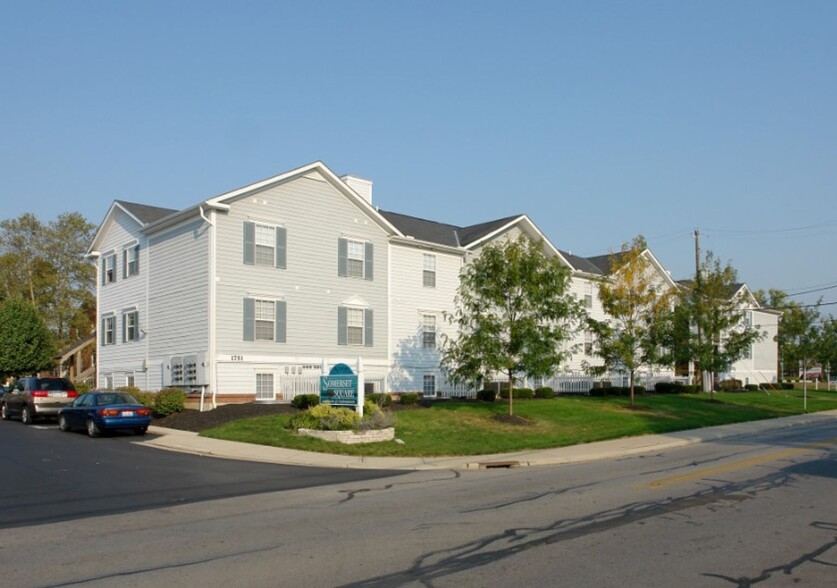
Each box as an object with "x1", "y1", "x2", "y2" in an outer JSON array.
[{"x1": 2, "y1": 1, "x2": 836, "y2": 311}]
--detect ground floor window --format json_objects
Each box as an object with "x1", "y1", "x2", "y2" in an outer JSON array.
[
  {"x1": 423, "y1": 374, "x2": 436, "y2": 396},
  {"x1": 126, "y1": 374, "x2": 135, "y2": 388},
  {"x1": 256, "y1": 373, "x2": 274, "y2": 401}
]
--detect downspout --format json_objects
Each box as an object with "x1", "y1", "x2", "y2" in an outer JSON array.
[
  {"x1": 86, "y1": 252, "x2": 101, "y2": 388},
  {"x1": 199, "y1": 205, "x2": 217, "y2": 411}
]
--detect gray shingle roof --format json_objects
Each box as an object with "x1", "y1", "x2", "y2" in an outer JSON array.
[
  {"x1": 379, "y1": 210, "x2": 523, "y2": 248},
  {"x1": 116, "y1": 200, "x2": 177, "y2": 225},
  {"x1": 557, "y1": 250, "x2": 607, "y2": 275}
]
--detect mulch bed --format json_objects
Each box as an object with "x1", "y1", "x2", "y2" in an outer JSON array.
[{"x1": 152, "y1": 401, "x2": 428, "y2": 432}]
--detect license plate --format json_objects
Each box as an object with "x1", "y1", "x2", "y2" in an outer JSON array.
[
  {"x1": 49, "y1": 392, "x2": 67, "y2": 397},
  {"x1": 121, "y1": 411, "x2": 135, "y2": 417}
]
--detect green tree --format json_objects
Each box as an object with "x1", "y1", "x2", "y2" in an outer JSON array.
[
  {"x1": 587, "y1": 236, "x2": 674, "y2": 407},
  {"x1": 672, "y1": 252, "x2": 764, "y2": 395},
  {"x1": 441, "y1": 236, "x2": 582, "y2": 416},
  {"x1": 0, "y1": 298, "x2": 56, "y2": 379}
]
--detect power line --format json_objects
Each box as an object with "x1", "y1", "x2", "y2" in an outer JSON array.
[{"x1": 786, "y1": 283, "x2": 837, "y2": 297}]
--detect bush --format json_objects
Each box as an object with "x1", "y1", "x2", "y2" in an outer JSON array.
[
  {"x1": 367, "y1": 392, "x2": 392, "y2": 407},
  {"x1": 716, "y1": 379, "x2": 743, "y2": 392},
  {"x1": 155, "y1": 387, "x2": 186, "y2": 416},
  {"x1": 653, "y1": 381, "x2": 683, "y2": 394},
  {"x1": 476, "y1": 389, "x2": 497, "y2": 402},
  {"x1": 499, "y1": 388, "x2": 535, "y2": 399},
  {"x1": 745, "y1": 384, "x2": 759, "y2": 391},
  {"x1": 288, "y1": 404, "x2": 361, "y2": 431},
  {"x1": 117, "y1": 386, "x2": 141, "y2": 395},
  {"x1": 73, "y1": 380, "x2": 93, "y2": 394},
  {"x1": 681, "y1": 384, "x2": 701, "y2": 393},
  {"x1": 133, "y1": 391, "x2": 156, "y2": 408},
  {"x1": 535, "y1": 386, "x2": 554, "y2": 399},
  {"x1": 399, "y1": 392, "x2": 420, "y2": 405},
  {"x1": 292, "y1": 394, "x2": 320, "y2": 409}
]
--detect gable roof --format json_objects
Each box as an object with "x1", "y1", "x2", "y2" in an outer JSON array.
[
  {"x1": 557, "y1": 250, "x2": 608, "y2": 275},
  {"x1": 378, "y1": 210, "x2": 462, "y2": 247},
  {"x1": 115, "y1": 200, "x2": 178, "y2": 225}
]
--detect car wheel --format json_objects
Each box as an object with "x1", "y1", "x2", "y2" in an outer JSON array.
[
  {"x1": 21, "y1": 406, "x2": 33, "y2": 425},
  {"x1": 86, "y1": 419, "x2": 101, "y2": 438},
  {"x1": 134, "y1": 427, "x2": 148, "y2": 436},
  {"x1": 1, "y1": 404, "x2": 9, "y2": 420},
  {"x1": 58, "y1": 415, "x2": 70, "y2": 432}
]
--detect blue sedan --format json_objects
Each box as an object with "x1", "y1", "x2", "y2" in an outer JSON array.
[{"x1": 58, "y1": 391, "x2": 152, "y2": 437}]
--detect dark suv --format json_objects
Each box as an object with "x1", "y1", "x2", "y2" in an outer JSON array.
[{"x1": 1, "y1": 377, "x2": 78, "y2": 424}]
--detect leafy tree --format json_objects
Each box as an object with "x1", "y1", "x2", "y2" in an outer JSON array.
[
  {"x1": 441, "y1": 236, "x2": 582, "y2": 416},
  {"x1": 587, "y1": 236, "x2": 674, "y2": 407},
  {"x1": 0, "y1": 298, "x2": 56, "y2": 379},
  {"x1": 0, "y1": 212, "x2": 96, "y2": 348},
  {"x1": 671, "y1": 252, "x2": 764, "y2": 395}
]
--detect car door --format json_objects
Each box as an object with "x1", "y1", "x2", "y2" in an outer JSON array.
[
  {"x1": 66, "y1": 393, "x2": 94, "y2": 428},
  {"x1": 7, "y1": 380, "x2": 27, "y2": 417}
]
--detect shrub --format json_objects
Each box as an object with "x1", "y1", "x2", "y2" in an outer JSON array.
[
  {"x1": 117, "y1": 385, "x2": 141, "y2": 395},
  {"x1": 155, "y1": 387, "x2": 186, "y2": 416},
  {"x1": 359, "y1": 405, "x2": 396, "y2": 431},
  {"x1": 73, "y1": 381, "x2": 93, "y2": 394},
  {"x1": 535, "y1": 386, "x2": 554, "y2": 399},
  {"x1": 367, "y1": 392, "x2": 392, "y2": 407},
  {"x1": 400, "y1": 392, "x2": 420, "y2": 405},
  {"x1": 500, "y1": 388, "x2": 535, "y2": 399},
  {"x1": 133, "y1": 391, "x2": 156, "y2": 408},
  {"x1": 745, "y1": 384, "x2": 759, "y2": 391},
  {"x1": 476, "y1": 389, "x2": 497, "y2": 402},
  {"x1": 653, "y1": 382, "x2": 684, "y2": 394},
  {"x1": 298, "y1": 404, "x2": 360, "y2": 431},
  {"x1": 681, "y1": 384, "x2": 701, "y2": 393},
  {"x1": 292, "y1": 394, "x2": 320, "y2": 409},
  {"x1": 717, "y1": 379, "x2": 743, "y2": 392}
]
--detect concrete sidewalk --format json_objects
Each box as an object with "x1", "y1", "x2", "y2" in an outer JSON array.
[{"x1": 141, "y1": 410, "x2": 837, "y2": 471}]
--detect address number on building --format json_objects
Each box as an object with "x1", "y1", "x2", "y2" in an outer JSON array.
[{"x1": 230, "y1": 355, "x2": 244, "y2": 362}]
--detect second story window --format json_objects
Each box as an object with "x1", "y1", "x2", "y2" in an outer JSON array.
[
  {"x1": 123, "y1": 244, "x2": 139, "y2": 278},
  {"x1": 243, "y1": 297, "x2": 287, "y2": 342},
  {"x1": 423, "y1": 314, "x2": 436, "y2": 349},
  {"x1": 103, "y1": 253, "x2": 117, "y2": 285},
  {"x1": 101, "y1": 316, "x2": 115, "y2": 345},
  {"x1": 338, "y1": 306, "x2": 373, "y2": 347},
  {"x1": 123, "y1": 310, "x2": 139, "y2": 342},
  {"x1": 423, "y1": 254, "x2": 436, "y2": 288},
  {"x1": 338, "y1": 238, "x2": 373, "y2": 281},
  {"x1": 244, "y1": 221, "x2": 287, "y2": 268}
]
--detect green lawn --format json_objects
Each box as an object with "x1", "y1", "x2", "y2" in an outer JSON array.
[{"x1": 201, "y1": 390, "x2": 837, "y2": 457}]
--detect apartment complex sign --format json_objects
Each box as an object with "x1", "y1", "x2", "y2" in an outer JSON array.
[{"x1": 320, "y1": 363, "x2": 358, "y2": 407}]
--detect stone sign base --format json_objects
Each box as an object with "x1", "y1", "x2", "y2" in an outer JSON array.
[{"x1": 298, "y1": 427, "x2": 395, "y2": 445}]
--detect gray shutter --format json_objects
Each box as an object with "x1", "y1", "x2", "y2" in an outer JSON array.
[
  {"x1": 101, "y1": 258, "x2": 106, "y2": 285},
  {"x1": 122, "y1": 314, "x2": 126, "y2": 343},
  {"x1": 275, "y1": 227, "x2": 287, "y2": 269},
  {"x1": 122, "y1": 250, "x2": 128, "y2": 279},
  {"x1": 243, "y1": 298, "x2": 255, "y2": 341},
  {"x1": 134, "y1": 244, "x2": 140, "y2": 274},
  {"x1": 337, "y1": 238, "x2": 347, "y2": 277},
  {"x1": 275, "y1": 300, "x2": 286, "y2": 343},
  {"x1": 337, "y1": 306, "x2": 347, "y2": 345},
  {"x1": 364, "y1": 308, "x2": 373, "y2": 347},
  {"x1": 243, "y1": 222, "x2": 255, "y2": 265},
  {"x1": 101, "y1": 318, "x2": 107, "y2": 345},
  {"x1": 365, "y1": 242, "x2": 374, "y2": 281}
]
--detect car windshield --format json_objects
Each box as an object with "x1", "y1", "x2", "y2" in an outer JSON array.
[
  {"x1": 95, "y1": 393, "x2": 140, "y2": 406},
  {"x1": 35, "y1": 378, "x2": 74, "y2": 391}
]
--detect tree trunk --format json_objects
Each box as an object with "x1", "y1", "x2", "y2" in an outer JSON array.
[
  {"x1": 508, "y1": 371, "x2": 514, "y2": 416},
  {"x1": 629, "y1": 369, "x2": 635, "y2": 407}
]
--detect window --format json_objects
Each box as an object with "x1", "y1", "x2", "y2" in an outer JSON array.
[
  {"x1": 126, "y1": 374, "x2": 135, "y2": 388},
  {"x1": 423, "y1": 374, "x2": 436, "y2": 396},
  {"x1": 423, "y1": 254, "x2": 436, "y2": 288},
  {"x1": 123, "y1": 244, "x2": 139, "y2": 277},
  {"x1": 123, "y1": 310, "x2": 139, "y2": 342},
  {"x1": 256, "y1": 373, "x2": 274, "y2": 400},
  {"x1": 338, "y1": 306, "x2": 373, "y2": 347},
  {"x1": 584, "y1": 294, "x2": 593, "y2": 309},
  {"x1": 102, "y1": 253, "x2": 117, "y2": 284},
  {"x1": 243, "y1": 298, "x2": 287, "y2": 342},
  {"x1": 584, "y1": 331, "x2": 593, "y2": 356},
  {"x1": 423, "y1": 315, "x2": 436, "y2": 349},
  {"x1": 338, "y1": 238, "x2": 373, "y2": 280},
  {"x1": 243, "y1": 221, "x2": 287, "y2": 268},
  {"x1": 101, "y1": 316, "x2": 115, "y2": 345}
]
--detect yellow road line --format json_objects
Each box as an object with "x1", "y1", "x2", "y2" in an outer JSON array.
[{"x1": 646, "y1": 439, "x2": 837, "y2": 489}]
